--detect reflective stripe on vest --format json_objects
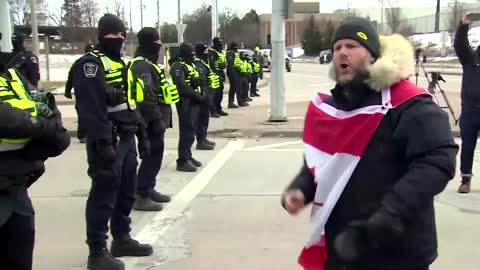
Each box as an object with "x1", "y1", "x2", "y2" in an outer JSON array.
[
  {"x1": 0, "y1": 69, "x2": 38, "y2": 150},
  {"x1": 172, "y1": 60, "x2": 200, "y2": 92},
  {"x1": 210, "y1": 49, "x2": 226, "y2": 69},
  {"x1": 129, "y1": 56, "x2": 179, "y2": 105},
  {"x1": 89, "y1": 50, "x2": 144, "y2": 112}
]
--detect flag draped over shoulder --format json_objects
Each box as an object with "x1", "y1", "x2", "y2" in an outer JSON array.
[{"x1": 298, "y1": 80, "x2": 431, "y2": 270}]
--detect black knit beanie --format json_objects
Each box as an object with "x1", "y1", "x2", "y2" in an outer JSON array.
[
  {"x1": 137, "y1": 27, "x2": 160, "y2": 47},
  {"x1": 97, "y1": 13, "x2": 126, "y2": 40},
  {"x1": 332, "y1": 17, "x2": 380, "y2": 59}
]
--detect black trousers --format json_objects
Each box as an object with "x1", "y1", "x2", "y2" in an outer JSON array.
[
  {"x1": 75, "y1": 104, "x2": 86, "y2": 140},
  {"x1": 197, "y1": 102, "x2": 210, "y2": 141},
  {"x1": 241, "y1": 76, "x2": 249, "y2": 100},
  {"x1": 250, "y1": 73, "x2": 259, "y2": 95},
  {"x1": 212, "y1": 79, "x2": 224, "y2": 113},
  {"x1": 0, "y1": 213, "x2": 35, "y2": 270},
  {"x1": 227, "y1": 70, "x2": 243, "y2": 104},
  {"x1": 176, "y1": 100, "x2": 199, "y2": 164},
  {"x1": 136, "y1": 119, "x2": 165, "y2": 197},
  {"x1": 459, "y1": 109, "x2": 480, "y2": 177},
  {"x1": 85, "y1": 135, "x2": 137, "y2": 249}
]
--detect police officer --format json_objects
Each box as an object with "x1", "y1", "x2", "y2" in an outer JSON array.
[
  {"x1": 170, "y1": 42, "x2": 208, "y2": 172},
  {"x1": 239, "y1": 53, "x2": 252, "y2": 103},
  {"x1": 194, "y1": 43, "x2": 220, "y2": 150},
  {"x1": 226, "y1": 42, "x2": 247, "y2": 108},
  {"x1": 249, "y1": 54, "x2": 261, "y2": 97},
  {"x1": 129, "y1": 27, "x2": 178, "y2": 211},
  {"x1": 208, "y1": 37, "x2": 228, "y2": 117},
  {"x1": 0, "y1": 64, "x2": 70, "y2": 270},
  {"x1": 254, "y1": 47, "x2": 264, "y2": 80},
  {"x1": 70, "y1": 14, "x2": 152, "y2": 270},
  {"x1": 7, "y1": 33, "x2": 40, "y2": 88},
  {"x1": 65, "y1": 43, "x2": 96, "y2": 143}
]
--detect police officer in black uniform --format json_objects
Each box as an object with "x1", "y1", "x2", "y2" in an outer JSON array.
[
  {"x1": 0, "y1": 64, "x2": 70, "y2": 270},
  {"x1": 70, "y1": 14, "x2": 152, "y2": 270},
  {"x1": 208, "y1": 37, "x2": 228, "y2": 117},
  {"x1": 64, "y1": 43, "x2": 96, "y2": 143},
  {"x1": 7, "y1": 33, "x2": 40, "y2": 88},
  {"x1": 130, "y1": 27, "x2": 176, "y2": 211},
  {"x1": 169, "y1": 42, "x2": 208, "y2": 172},
  {"x1": 226, "y1": 42, "x2": 247, "y2": 108},
  {"x1": 194, "y1": 43, "x2": 218, "y2": 151}
]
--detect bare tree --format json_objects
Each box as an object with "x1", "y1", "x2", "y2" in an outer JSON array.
[
  {"x1": 79, "y1": 0, "x2": 100, "y2": 28},
  {"x1": 39, "y1": 0, "x2": 63, "y2": 26},
  {"x1": 448, "y1": 0, "x2": 464, "y2": 32},
  {"x1": 386, "y1": 7, "x2": 403, "y2": 33},
  {"x1": 8, "y1": 0, "x2": 33, "y2": 25}
]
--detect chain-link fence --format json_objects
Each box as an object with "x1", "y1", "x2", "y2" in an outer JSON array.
[{"x1": 377, "y1": 7, "x2": 480, "y2": 35}]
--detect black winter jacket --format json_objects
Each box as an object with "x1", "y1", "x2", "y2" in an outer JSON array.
[{"x1": 285, "y1": 34, "x2": 458, "y2": 270}]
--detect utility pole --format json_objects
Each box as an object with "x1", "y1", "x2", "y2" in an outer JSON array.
[
  {"x1": 177, "y1": 0, "x2": 183, "y2": 43},
  {"x1": 215, "y1": 0, "x2": 219, "y2": 37},
  {"x1": 435, "y1": 0, "x2": 440, "y2": 32},
  {"x1": 269, "y1": 0, "x2": 287, "y2": 122},
  {"x1": 157, "y1": 0, "x2": 161, "y2": 36},
  {"x1": 140, "y1": 0, "x2": 143, "y2": 28},
  {"x1": 210, "y1": 0, "x2": 219, "y2": 40},
  {"x1": 129, "y1": 0, "x2": 134, "y2": 57},
  {"x1": 30, "y1": 0, "x2": 40, "y2": 57}
]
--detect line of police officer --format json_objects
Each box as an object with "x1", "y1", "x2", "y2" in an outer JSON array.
[
  {"x1": 0, "y1": 38, "x2": 70, "y2": 270},
  {"x1": 0, "y1": 12, "x2": 263, "y2": 270}
]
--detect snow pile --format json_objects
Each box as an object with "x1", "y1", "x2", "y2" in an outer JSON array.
[{"x1": 409, "y1": 25, "x2": 480, "y2": 52}]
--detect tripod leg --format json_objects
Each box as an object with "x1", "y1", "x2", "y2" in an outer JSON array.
[{"x1": 437, "y1": 82, "x2": 459, "y2": 125}]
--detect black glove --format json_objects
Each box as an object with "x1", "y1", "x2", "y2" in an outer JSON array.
[
  {"x1": 333, "y1": 206, "x2": 405, "y2": 264},
  {"x1": 36, "y1": 102, "x2": 54, "y2": 118},
  {"x1": 94, "y1": 140, "x2": 116, "y2": 169},
  {"x1": 137, "y1": 138, "x2": 151, "y2": 159}
]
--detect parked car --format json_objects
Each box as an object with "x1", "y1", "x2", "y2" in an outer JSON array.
[
  {"x1": 258, "y1": 48, "x2": 292, "y2": 72},
  {"x1": 319, "y1": 49, "x2": 332, "y2": 64}
]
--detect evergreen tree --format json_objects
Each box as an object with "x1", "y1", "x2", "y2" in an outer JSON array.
[{"x1": 63, "y1": 0, "x2": 82, "y2": 27}]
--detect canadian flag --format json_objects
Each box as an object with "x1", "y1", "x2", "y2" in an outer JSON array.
[{"x1": 298, "y1": 80, "x2": 430, "y2": 270}]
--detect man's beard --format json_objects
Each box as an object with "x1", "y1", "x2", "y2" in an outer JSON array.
[{"x1": 331, "y1": 61, "x2": 370, "y2": 86}]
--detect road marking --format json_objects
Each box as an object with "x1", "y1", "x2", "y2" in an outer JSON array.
[
  {"x1": 122, "y1": 139, "x2": 245, "y2": 269},
  {"x1": 244, "y1": 140, "x2": 302, "y2": 150},
  {"x1": 288, "y1": 116, "x2": 305, "y2": 120},
  {"x1": 241, "y1": 148, "x2": 303, "y2": 152}
]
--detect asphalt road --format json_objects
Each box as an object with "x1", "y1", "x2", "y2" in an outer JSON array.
[{"x1": 29, "y1": 62, "x2": 480, "y2": 270}]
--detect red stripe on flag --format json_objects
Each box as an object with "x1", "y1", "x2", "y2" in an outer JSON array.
[
  {"x1": 303, "y1": 102, "x2": 384, "y2": 156},
  {"x1": 313, "y1": 202, "x2": 324, "y2": 206},
  {"x1": 390, "y1": 80, "x2": 431, "y2": 106},
  {"x1": 298, "y1": 237, "x2": 328, "y2": 270}
]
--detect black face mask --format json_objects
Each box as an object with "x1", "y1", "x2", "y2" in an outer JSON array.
[
  {"x1": 99, "y1": 37, "x2": 124, "y2": 58},
  {"x1": 139, "y1": 43, "x2": 161, "y2": 62},
  {"x1": 182, "y1": 52, "x2": 194, "y2": 64}
]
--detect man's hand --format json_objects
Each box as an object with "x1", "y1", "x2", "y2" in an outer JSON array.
[
  {"x1": 282, "y1": 189, "x2": 306, "y2": 215},
  {"x1": 462, "y1": 13, "x2": 473, "y2": 25},
  {"x1": 35, "y1": 102, "x2": 54, "y2": 118}
]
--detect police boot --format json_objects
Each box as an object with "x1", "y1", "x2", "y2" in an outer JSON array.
[
  {"x1": 458, "y1": 176, "x2": 471, "y2": 193},
  {"x1": 176, "y1": 160, "x2": 197, "y2": 172},
  {"x1": 211, "y1": 112, "x2": 221, "y2": 118},
  {"x1": 204, "y1": 138, "x2": 216, "y2": 146},
  {"x1": 110, "y1": 237, "x2": 153, "y2": 257},
  {"x1": 87, "y1": 248, "x2": 125, "y2": 270},
  {"x1": 150, "y1": 190, "x2": 172, "y2": 203},
  {"x1": 190, "y1": 157, "x2": 203, "y2": 167},
  {"x1": 228, "y1": 103, "x2": 239, "y2": 109},
  {"x1": 197, "y1": 141, "x2": 214, "y2": 150},
  {"x1": 245, "y1": 97, "x2": 253, "y2": 102},
  {"x1": 218, "y1": 110, "x2": 229, "y2": 116},
  {"x1": 133, "y1": 197, "x2": 163, "y2": 211}
]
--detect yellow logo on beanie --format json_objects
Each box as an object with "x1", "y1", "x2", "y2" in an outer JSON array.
[{"x1": 357, "y1": 32, "x2": 368, "y2": 40}]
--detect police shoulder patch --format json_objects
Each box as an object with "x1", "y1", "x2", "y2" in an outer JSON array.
[
  {"x1": 83, "y1": 62, "x2": 98, "y2": 78},
  {"x1": 141, "y1": 73, "x2": 152, "y2": 85},
  {"x1": 30, "y1": 56, "x2": 38, "y2": 63}
]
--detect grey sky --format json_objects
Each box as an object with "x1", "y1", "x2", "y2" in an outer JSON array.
[{"x1": 46, "y1": 0, "x2": 476, "y2": 31}]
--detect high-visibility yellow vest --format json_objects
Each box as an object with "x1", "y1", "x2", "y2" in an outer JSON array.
[
  {"x1": 171, "y1": 60, "x2": 201, "y2": 92},
  {"x1": 253, "y1": 61, "x2": 261, "y2": 73},
  {"x1": 89, "y1": 50, "x2": 144, "y2": 112},
  {"x1": 209, "y1": 49, "x2": 226, "y2": 70},
  {"x1": 0, "y1": 68, "x2": 38, "y2": 151},
  {"x1": 129, "y1": 56, "x2": 179, "y2": 105},
  {"x1": 246, "y1": 60, "x2": 253, "y2": 74},
  {"x1": 194, "y1": 58, "x2": 221, "y2": 90}
]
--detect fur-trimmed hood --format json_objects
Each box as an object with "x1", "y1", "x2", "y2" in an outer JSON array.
[{"x1": 329, "y1": 34, "x2": 415, "y2": 92}]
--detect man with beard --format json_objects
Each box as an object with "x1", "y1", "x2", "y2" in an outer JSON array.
[
  {"x1": 169, "y1": 42, "x2": 209, "y2": 172},
  {"x1": 208, "y1": 37, "x2": 228, "y2": 117},
  {"x1": 454, "y1": 12, "x2": 480, "y2": 193},
  {"x1": 70, "y1": 14, "x2": 153, "y2": 270},
  {"x1": 129, "y1": 27, "x2": 178, "y2": 211},
  {"x1": 282, "y1": 17, "x2": 458, "y2": 270}
]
